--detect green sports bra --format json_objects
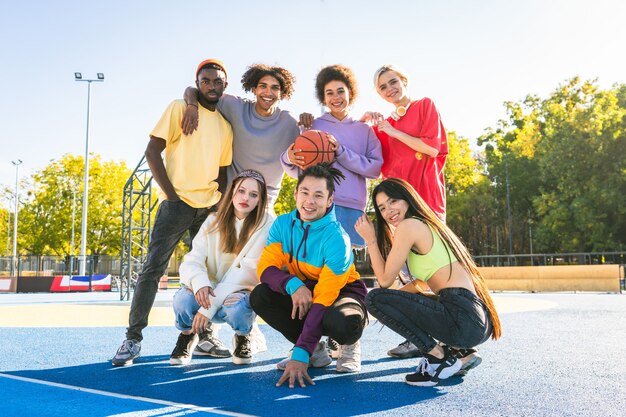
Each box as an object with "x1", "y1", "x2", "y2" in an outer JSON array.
[{"x1": 406, "y1": 223, "x2": 458, "y2": 282}]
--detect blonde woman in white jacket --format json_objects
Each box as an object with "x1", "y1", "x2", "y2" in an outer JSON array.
[{"x1": 171, "y1": 170, "x2": 273, "y2": 365}]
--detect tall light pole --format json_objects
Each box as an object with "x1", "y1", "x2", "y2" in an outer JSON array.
[
  {"x1": 70, "y1": 188, "x2": 77, "y2": 279},
  {"x1": 11, "y1": 160, "x2": 22, "y2": 277},
  {"x1": 74, "y1": 72, "x2": 104, "y2": 275},
  {"x1": 5, "y1": 195, "x2": 11, "y2": 257}
]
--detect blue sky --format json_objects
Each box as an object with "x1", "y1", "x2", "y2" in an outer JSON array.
[{"x1": 1, "y1": 0, "x2": 625, "y2": 194}]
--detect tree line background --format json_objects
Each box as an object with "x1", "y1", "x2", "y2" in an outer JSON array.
[{"x1": 1, "y1": 77, "x2": 624, "y2": 259}]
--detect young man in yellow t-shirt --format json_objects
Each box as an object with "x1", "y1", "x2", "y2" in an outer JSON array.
[{"x1": 112, "y1": 59, "x2": 233, "y2": 367}]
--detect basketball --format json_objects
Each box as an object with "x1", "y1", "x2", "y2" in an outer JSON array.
[{"x1": 293, "y1": 130, "x2": 335, "y2": 169}]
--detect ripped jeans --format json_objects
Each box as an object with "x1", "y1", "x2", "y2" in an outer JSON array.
[{"x1": 173, "y1": 285, "x2": 256, "y2": 335}]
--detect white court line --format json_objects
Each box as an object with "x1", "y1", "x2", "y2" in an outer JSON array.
[{"x1": 0, "y1": 373, "x2": 257, "y2": 417}]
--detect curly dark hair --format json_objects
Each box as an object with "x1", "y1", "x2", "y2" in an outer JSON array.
[
  {"x1": 241, "y1": 64, "x2": 296, "y2": 100},
  {"x1": 297, "y1": 162, "x2": 345, "y2": 196},
  {"x1": 315, "y1": 64, "x2": 359, "y2": 105}
]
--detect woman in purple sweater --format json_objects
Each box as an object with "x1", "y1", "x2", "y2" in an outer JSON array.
[{"x1": 281, "y1": 64, "x2": 383, "y2": 247}]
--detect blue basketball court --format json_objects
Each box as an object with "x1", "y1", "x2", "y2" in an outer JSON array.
[{"x1": 0, "y1": 291, "x2": 624, "y2": 416}]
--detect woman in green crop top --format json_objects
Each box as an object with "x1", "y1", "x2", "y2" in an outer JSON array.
[{"x1": 355, "y1": 178, "x2": 501, "y2": 387}]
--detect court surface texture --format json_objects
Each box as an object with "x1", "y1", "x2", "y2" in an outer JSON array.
[{"x1": 0, "y1": 290, "x2": 624, "y2": 417}]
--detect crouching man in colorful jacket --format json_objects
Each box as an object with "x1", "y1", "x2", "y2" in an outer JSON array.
[{"x1": 250, "y1": 163, "x2": 368, "y2": 388}]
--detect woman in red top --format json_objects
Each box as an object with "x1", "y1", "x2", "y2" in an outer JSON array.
[
  {"x1": 363, "y1": 64, "x2": 448, "y2": 222},
  {"x1": 362, "y1": 64, "x2": 450, "y2": 359}
]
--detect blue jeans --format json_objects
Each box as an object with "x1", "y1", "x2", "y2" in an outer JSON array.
[
  {"x1": 173, "y1": 286, "x2": 256, "y2": 335},
  {"x1": 334, "y1": 205, "x2": 365, "y2": 247},
  {"x1": 365, "y1": 287, "x2": 493, "y2": 353},
  {"x1": 126, "y1": 200, "x2": 210, "y2": 341}
]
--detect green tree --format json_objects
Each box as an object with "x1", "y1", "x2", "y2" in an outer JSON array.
[
  {"x1": 446, "y1": 131, "x2": 480, "y2": 195},
  {"x1": 445, "y1": 131, "x2": 498, "y2": 256},
  {"x1": 19, "y1": 154, "x2": 131, "y2": 256},
  {"x1": 273, "y1": 174, "x2": 297, "y2": 216},
  {"x1": 533, "y1": 78, "x2": 626, "y2": 251},
  {"x1": 478, "y1": 94, "x2": 543, "y2": 254},
  {"x1": 473, "y1": 77, "x2": 626, "y2": 254}
]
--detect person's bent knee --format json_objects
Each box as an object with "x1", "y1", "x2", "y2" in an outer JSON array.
[
  {"x1": 221, "y1": 292, "x2": 255, "y2": 334},
  {"x1": 250, "y1": 283, "x2": 273, "y2": 314},
  {"x1": 172, "y1": 287, "x2": 198, "y2": 330},
  {"x1": 323, "y1": 300, "x2": 366, "y2": 345}
]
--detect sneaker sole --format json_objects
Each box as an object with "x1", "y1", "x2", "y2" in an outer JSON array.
[
  {"x1": 170, "y1": 357, "x2": 192, "y2": 366},
  {"x1": 232, "y1": 355, "x2": 252, "y2": 365},
  {"x1": 405, "y1": 378, "x2": 438, "y2": 387},
  {"x1": 111, "y1": 359, "x2": 135, "y2": 367},
  {"x1": 193, "y1": 350, "x2": 232, "y2": 358},
  {"x1": 387, "y1": 351, "x2": 422, "y2": 359},
  {"x1": 336, "y1": 365, "x2": 361, "y2": 373},
  {"x1": 111, "y1": 354, "x2": 140, "y2": 367}
]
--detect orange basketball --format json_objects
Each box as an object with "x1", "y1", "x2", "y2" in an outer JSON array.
[{"x1": 293, "y1": 130, "x2": 335, "y2": 169}]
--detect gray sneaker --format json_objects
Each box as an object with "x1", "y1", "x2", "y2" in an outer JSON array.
[
  {"x1": 276, "y1": 341, "x2": 332, "y2": 370},
  {"x1": 388, "y1": 339, "x2": 421, "y2": 359},
  {"x1": 194, "y1": 328, "x2": 231, "y2": 358},
  {"x1": 112, "y1": 339, "x2": 141, "y2": 367},
  {"x1": 453, "y1": 348, "x2": 482, "y2": 376}
]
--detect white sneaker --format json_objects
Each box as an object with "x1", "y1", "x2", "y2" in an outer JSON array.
[
  {"x1": 250, "y1": 322, "x2": 267, "y2": 354},
  {"x1": 276, "y1": 341, "x2": 332, "y2": 370},
  {"x1": 310, "y1": 340, "x2": 332, "y2": 368},
  {"x1": 336, "y1": 341, "x2": 361, "y2": 373}
]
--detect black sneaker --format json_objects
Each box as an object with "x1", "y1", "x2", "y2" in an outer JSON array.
[
  {"x1": 170, "y1": 332, "x2": 199, "y2": 365},
  {"x1": 232, "y1": 334, "x2": 252, "y2": 365},
  {"x1": 327, "y1": 337, "x2": 341, "y2": 359},
  {"x1": 452, "y1": 347, "x2": 482, "y2": 376},
  {"x1": 405, "y1": 347, "x2": 461, "y2": 387},
  {"x1": 194, "y1": 328, "x2": 231, "y2": 358}
]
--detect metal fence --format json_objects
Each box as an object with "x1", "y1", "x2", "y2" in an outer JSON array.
[
  {"x1": 474, "y1": 252, "x2": 626, "y2": 267},
  {"x1": 2, "y1": 251, "x2": 624, "y2": 292},
  {"x1": 0, "y1": 255, "x2": 120, "y2": 276}
]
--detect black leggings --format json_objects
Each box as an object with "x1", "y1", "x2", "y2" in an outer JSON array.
[{"x1": 250, "y1": 283, "x2": 366, "y2": 346}]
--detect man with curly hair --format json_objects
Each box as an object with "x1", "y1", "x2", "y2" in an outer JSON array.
[{"x1": 183, "y1": 64, "x2": 300, "y2": 207}]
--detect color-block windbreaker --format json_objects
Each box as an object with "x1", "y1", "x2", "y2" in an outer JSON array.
[{"x1": 257, "y1": 205, "x2": 367, "y2": 363}]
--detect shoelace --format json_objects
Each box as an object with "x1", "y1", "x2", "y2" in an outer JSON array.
[
  {"x1": 400, "y1": 340, "x2": 414, "y2": 349},
  {"x1": 122, "y1": 340, "x2": 139, "y2": 355},
  {"x1": 416, "y1": 357, "x2": 434, "y2": 376},
  {"x1": 237, "y1": 337, "x2": 251, "y2": 355},
  {"x1": 174, "y1": 334, "x2": 194, "y2": 353}
]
